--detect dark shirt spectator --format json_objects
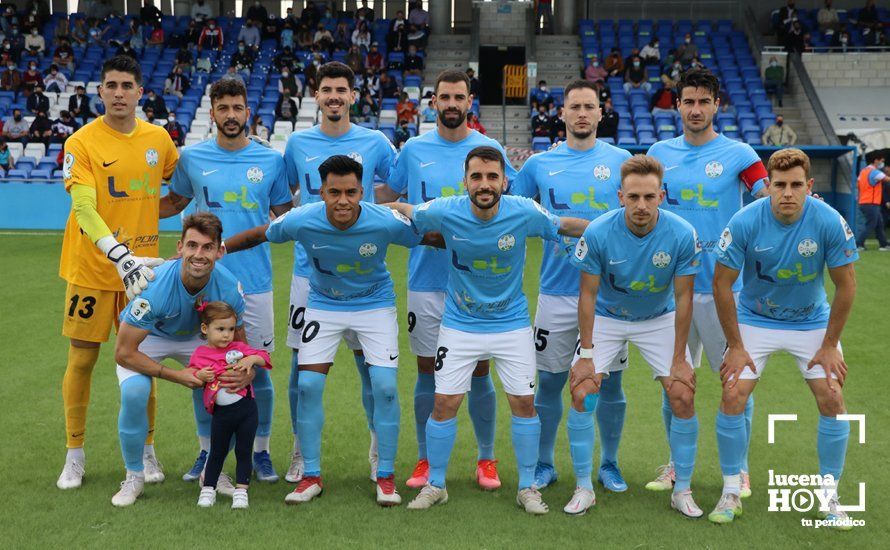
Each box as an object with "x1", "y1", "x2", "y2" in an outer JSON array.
[
  {"x1": 379, "y1": 73, "x2": 400, "y2": 99},
  {"x1": 232, "y1": 42, "x2": 255, "y2": 73},
  {"x1": 198, "y1": 20, "x2": 224, "y2": 51},
  {"x1": 345, "y1": 45, "x2": 364, "y2": 75},
  {"x1": 598, "y1": 99, "x2": 619, "y2": 139},
  {"x1": 530, "y1": 80, "x2": 554, "y2": 111},
  {"x1": 405, "y1": 46, "x2": 424, "y2": 77},
  {"x1": 176, "y1": 45, "x2": 193, "y2": 70},
  {"x1": 785, "y1": 20, "x2": 806, "y2": 53},
  {"x1": 549, "y1": 109, "x2": 565, "y2": 141},
  {"x1": 246, "y1": 1, "x2": 269, "y2": 25},
  {"x1": 355, "y1": 1, "x2": 375, "y2": 22},
  {"x1": 857, "y1": 0, "x2": 879, "y2": 27},
  {"x1": 333, "y1": 22, "x2": 351, "y2": 51},
  {"x1": 52, "y1": 111, "x2": 80, "y2": 143},
  {"x1": 30, "y1": 110, "x2": 53, "y2": 145},
  {"x1": 1, "y1": 63, "x2": 22, "y2": 93},
  {"x1": 394, "y1": 119, "x2": 410, "y2": 149},
  {"x1": 22, "y1": 64, "x2": 44, "y2": 93},
  {"x1": 142, "y1": 90, "x2": 168, "y2": 118},
  {"x1": 165, "y1": 115, "x2": 185, "y2": 146},
  {"x1": 467, "y1": 69, "x2": 481, "y2": 99},
  {"x1": 68, "y1": 87, "x2": 92, "y2": 122},
  {"x1": 53, "y1": 40, "x2": 75, "y2": 70},
  {"x1": 623, "y1": 57, "x2": 651, "y2": 93},
  {"x1": 604, "y1": 49, "x2": 624, "y2": 77},
  {"x1": 27, "y1": 88, "x2": 50, "y2": 115},
  {"x1": 388, "y1": 11, "x2": 409, "y2": 52},
  {"x1": 678, "y1": 34, "x2": 698, "y2": 64},
  {"x1": 275, "y1": 95, "x2": 298, "y2": 123},
  {"x1": 141, "y1": 2, "x2": 163, "y2": 27},
  {"x1": 164, "y1": 68, "x2": 190, "y2": 98},
  {"x1": 594, "y1": 80, "x2": 611, "y2": 105},
  {"x1": 532, "y1": 106, "x2": 552, "y2": 137}
]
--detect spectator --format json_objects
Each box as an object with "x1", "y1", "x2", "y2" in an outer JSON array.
[
  {"x1": 147, "y1": 22, "x2": 164, "y2": 48},
  {"x1": 866, "y1": 23, "x2": 887, "y2": 47},
  {"x1": 549, "y1": 106, "x2": 565, "y2": 140},
  {"x1": 394, "y1": 118, "x2": 411, "y2": 149},
  {"x1": 164, "y1": 113, "x2": 185, "y2": 146},
  {"x1": 409, "y1": 1, "x2": 430, "y2": 31},
  {"x1": 52, "y1": 110, "x2": 79, "y2": 143},
  {"x1": 275, "y1": 45, "x2": 297, "y2": 73},
  {"x1": 467, "y1": 68, "x2": 481, "y2": 99},
  {"x1": 246, "y1": 0, "x2": 269, "y2": 25},
  {"x1": 785, "y1": 19, "x2": 805, "y2": 53},
  {"x1": 3, "y1": 109, "x2": 30, "y2": 144},
  {"x1": 183, "y1": 20, "x2": 201, "y2": 47},
  {"x1": 604, "y1": 48, "x2": 624, "y2": 77},
  {"x1": 762, "y1": 115, "x2": 797, "y2": 145},
  {"x1": 175, "y1": 45, "x2": 193, "y2": 72},
  {"x1": 421, "y1": 99, "x2": 436, "y2": 123},
  {"x1": 623, "y1": 56, "x2": 651, "y2": 93},
  {"x1": 86, "y1": 0, "x2": 112, "y2": 20},
  {"x1": 9, "y1": 23, "x2": 26, "y2": 56},
  {"x1": 143, "y1": 106, "x2": 157, "y2": 124},
  {"x1": 764, "y1": 56, "x2": 785, "y2": 107},
  {"x1": 598, "y1": 98, "x2": 619, "y2": 139},
  {"x1": 857, "y1": 0, "x2": 879, "y2": 29},
  {"x1": 125, "y1": 19, "x2": 144, "y2": 50},
  {"x1": 164, "y1": 66, "x2": 190, "y2": 98},
  {"x1": 22, "y1": 62, "x2": 43, "y2": 95},
  {"x1": 220, "y1": 65, "x2": 246, "y2": 87},
  {"x1": 29, "y1": 109, "x2": 52, "y2": 146},
  {"x1": 250, "y1": 115, "x2": 269, "y2": 141},
  {"x1": 623, "y1": 47, "x2": 642, "y2": 69},
  {"x1": 261, "y1": 13, "x2": 281, "y2": 42},
  {"x1": 88, "y1": 92, "x2": 104, "y2": 116},
  {"x1": 388, "y1": 10, "x2": 408, "y2": 52},
  {"x1": 280, "y1": 21, "x2": 295, "y2": 50},
  {"x1": 718, "y1": 89, "x2": 735, "y2": 113},
  {"x1": 44, "y1": 65, "x2": 68, "y2": 93},
  {"x1": 530, "y1": 80, "x2": 554, "y2": 111},
  {"x1": 0, "y1": 138, "x2": 14, "y2": 170},
  {"x1": 68, "y1": 85, "x2": 92, "y2": 123},
  {"x1": 352, "y1": 21, "x2": 371, "y2": 51},
  {"x1": 404, "y1": 45, "x2": 424, "y2": 77},
  {"x1": 776, "y1": 0, "x2": 798, "y2": 41},
  {"x1": 640, "y1": 39, "x2": 661, "y2": 65},
  {"x1": 379, "y1": 72, "x2": 400, "y2": 99},
  {"x1": 142, "y1": 89, "x2": 168, "y2": 118},
  {"x1": 280, "y1": 66, "x2": 304, "y2": 99},
  {"x1": 364, "y1": 70, "x2": 380, "y2": 98},
  {"x1": 71, "y1": 18, "x2": 88, "y2": 46},
  {"x1": 536, "y1": 0, "x2": 554, "y2": 34},
  {"x1": 678, "y1": 33, "x2": 698, "y2": 64},
  {"x1": 54, "y1": 17, "x2": 70, "y2": 43},
  {"x1": 532, "y1": 104, "x2": 552, "y2": 137},
  {"x1": 198, "y1": 19, "x2": 224, "y2": 52},
  {"x1": 232, "y1": 41, "x2": 255, "y2": 76},
  {"x1": 593, "y1": 79, "x2": 611, "y2": 104},
  {"x1": 345, "y1": 45, "x2": 363, "y2": 74},
  {"x1": 407, "y1": 22, "x2": 428, "y2": 51},
  {"x1": 356, "y1": 0, "x2": 375, "y2": 22},
  {"x1": 583, "y1": 56, "x2": 607, "y2": 84},
  {"x1": 191, "y1": 0, "x2": 214, "y2": 23},
  {"x1": 365, "y1": 42, "x2": 384, "y2": 73},
  {"x1": 396, "y1": 93, "x2": 418, "y2": 123},
  {"x1": 650, "y1": 86, "x2": 677, "y2": 115},
  {"x1": 275, "y1": 94, "x2": 298, "y2": 124},
  {"x1": 239, "y1": 19, "x2": 261, "y2": 50},
  {"x1": 661, "y1": 58, "x2": 684, "y2": 88},
  {"x1": 1, "y1": 61, "x2": 21, "y2": 93},
  {"x1": 830, "y1": 25, "x2": 852, "y2": 52},
  {"x1": 27, "y1": 86, "x2": 50, "y2": 114},
  {"x1": 817, "y1": 0, "x2": 840, "y2": 33},
  {"x1": 297, "y1": 23, "x2": 313, "y2": 49},
  {"x1": 140, "y1": 0, "x2": 163, "y2": 27},
  {"x1": 333, "y1": 22, "x2": 351, "y2": 51},
  {"x1": 52, "y1": 38, "x2": 75, "y2": 71},
  {"x1": 117, "y1": 42, "x2": 139, "y2": 61},
  {"x1": 856, "y1": 153, "x2": 889, "y2": 250},
  {"x1": 24, "y1": 26, "x2": 45, "y2": 56},
  {"x1": 314, "y1": 23, "x2": 334, "y2": 52}
]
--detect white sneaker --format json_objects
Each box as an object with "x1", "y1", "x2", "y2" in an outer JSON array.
[
  {"x1": 111, "y1": 474, "x2": 145, "y2": 507},
  {"x1": 671, "y1": 489, "x2": 704, "y2": 518},
  {"x1": 285, "y1": 450, "x2": 304, "y2": 483},
  {"x1": 369, "y1": 431, "x2": 379, "y2": 482},
  {"x1": 216, "y1": 473, "x2": 236, "y2": 497},
  {"x1": 645, "y1": 462, "x2": 675, "y2": 491},
  {"x1": 740, "y1": 471, "x2": 752, "y2": 499},
  {"x1": 563, "y1": 486, "x2": 596, "y2": 515},
  {"x1": 407, "y1": 484, "x2": 448, "y2": 510},
  {"x1": 231, "y1": 488, "x2": 249, "y2": 509},
  {"x1": 516, "y1": 487, "x2": 549, "y2": 515},
  {"x1": 57, "y1": 459, "x2": 85, "y2": 490},
  {"x1": 197, "y1": 487, "x2": 216, "y2": 508},
  {"x1": 143, "y1": 453, "x2": 165, "y2": 484}
]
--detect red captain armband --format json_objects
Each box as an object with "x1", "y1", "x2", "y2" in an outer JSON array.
[{"x1": 740, "y1": 161, "x2": 769, "y2": 191}]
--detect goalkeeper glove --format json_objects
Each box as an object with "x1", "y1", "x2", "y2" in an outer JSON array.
[{"x1": 97, "y1": 236, "x2": 165, "y2": 300}]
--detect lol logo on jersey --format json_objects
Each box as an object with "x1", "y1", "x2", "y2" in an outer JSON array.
[{"x1": 767, "y1": 414, "x2": 866, "y2": 529}]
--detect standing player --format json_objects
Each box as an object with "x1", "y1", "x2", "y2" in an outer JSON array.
[
  {"x1": 709, "y1": 149, "x2": 857, "y2": 527},
  {"x1": 644, "y1": 69, "x2": 769, "y2": 495},
  {"x1": 57, "y1": 56, "x2": 179, "y2": 490},
  {"x1": 376, "y1": 69, "x2": 517, "y2": 489},
  {"x1": 283, "y1": 62, "x2": 397, "y2": 483},
  {"x1": 165, "y1": 79, "x2": 292, "y2": 483},
  {"x1": 389, "y1": 146, "x2": 590, "y2": 514},
  {"x1": 510, "y1": 79, "x2": 632, "y2": 494},
  {"x1": 570, "y1": 155, "x2": 703, "y2": 517},
  {"x1": 112, "y1": 213, "x2": 253, "y2": 506}
]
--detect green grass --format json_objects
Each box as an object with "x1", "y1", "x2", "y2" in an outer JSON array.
[{"x1": 2, "y1": 233, "x2": 887, "y2": 549}]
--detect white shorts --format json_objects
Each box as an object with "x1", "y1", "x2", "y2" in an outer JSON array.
[
  {"x1": 298, "y1": 307, "x2": 400, "y2": 368},
  {"x1": 407, "y1": 290, "x2": 445, "y2": 357},
  {"x1": 738, "y1": 324, "x2": 841, "y2": 381},
  {"x1": 534, "y1": 293, "x2": 628, "y2": 373},
  {"x1": 574, "y1": 313, "x2": 693, "y2": 379},
  {"x1": 116, "y1": 335, "x2": 203, "y2": 384},
  {"x1": 688, "y1": 292, "x2": 736, "y2": 372},
  {"x1": 435, "y1": 325, "x2": 536, "y2": 396},
  {"x1": 287, "y1": 275, "x2": 360, "y2": 351},
  {"x1": 243, "y1": 291, "x2": 275, "y2": 352}
]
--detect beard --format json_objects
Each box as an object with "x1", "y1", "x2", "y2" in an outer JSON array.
[
  {"x1": 470, "y1": 189, "x2": 501, "y2": 210},
  {"x1": 218, "y1": 119, "x2": 247, "y2": 138},
  {"x1": 569, "y1": 127, "x2": 593, "y2": 140},
  {"x1": 438, "y1": 108, "x2": 467, "y2": 129}
]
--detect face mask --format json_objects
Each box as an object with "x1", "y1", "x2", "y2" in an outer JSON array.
[
  {"x1": 169, "y1": 116, "x2": 175, "y2": 121},
  {"x1": 239, "y1": 46, "x2": 245, "y2": 51},
  {"x1": 282, "y1": 71, "x2": 289, "y2": 77},
  {"x1": 326, "y1": 12, "x2": 331, "y2": 17},
  {"x1": 770, "y1": 60, "x2": 778, "y2": 67},
  {"x1": 539, "y1": 86, "x2": 546, "y2": 91},
  {"x1": 13, "y1": 114, "x2": 21, "y2": 121},
  {"x1": 777, "y1": 120, "x2": 784, "y2": 126},
  {"x1": 209, "y1": 24, "x2": 215, "y2": 30},
  {"x1": 840, "y1": 35, "x2": 848, "y2": 43},
  {"x1": 592, "y1": 61, "x2": 599, "y2": 67},
  {"x1": 31, "y1": 30, "x2": 37, "y2": 35},
  {"x1": 877, "y1": 162, "x2": 886, "y2": 169},
  {"x1": 633, "y1": 62, "x2": 640, "y2": 68},
  {"x1": 29, "y1": 66, "x2": 35, "y2": 70}
]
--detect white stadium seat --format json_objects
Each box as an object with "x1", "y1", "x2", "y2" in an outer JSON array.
[
  {"x1": 8, "y1": 142, "x2": 23, "y2": 159},
  {"x1": 274, "y1": 121, "x2": 293, "y2": 134}
]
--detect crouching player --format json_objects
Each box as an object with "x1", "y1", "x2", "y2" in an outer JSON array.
[
  {"x1": 709, "y1": 148, "x2": 858, "y2": 529},
  {"x1": 570, "y1": 155, "x2": 703, "y2": 517}
]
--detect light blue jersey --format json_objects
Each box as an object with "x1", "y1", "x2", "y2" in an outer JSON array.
[
  {"x1": 169, "y1": 139, "x2": 292, "y2": 295},
  {"x1": 413, "y1": 195, "x2": 561, "y2": 333},
  {"x1": 284, "y1": 123, "x2": 398, "y2": 278},
  {"x1": 570, "y1": 208, "x2": 701, "y2": 322},
  {"x1": 716, "y1": 197, "x2": 858, "y2": 330},
  {"x1": 511, "y1": 141, "x2": 631, "y2": 296},
  {"x1": 647, "y1": 134, "x2": 768, "y2": 294},
  {"x1": 387, "y1": 128, "x2": 518, "y2": 292},
  {"x1": 120, "y1": 260, "x2": 245, "y2": 340},
  {"x1": 266, "y1": 202, "x2": 422, "y2": 311}
]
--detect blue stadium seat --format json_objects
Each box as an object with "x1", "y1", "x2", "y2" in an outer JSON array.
[
  {"x1": 5, "y1": 168, "x2": 30, "y2": 180},
  {"x1": 30, "y1": 168, "x2": 53, "y2": 181}
]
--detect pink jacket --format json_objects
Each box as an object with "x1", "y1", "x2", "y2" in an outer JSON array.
[{"x1": 188, "y1": 341, "x2": 272, "y2": 414}]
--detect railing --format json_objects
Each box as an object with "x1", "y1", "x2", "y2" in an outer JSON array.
[
  {"x1": 742, "y1": 5, "x2": 765, "y2": 67},
  {"x1": 580, "y1": 0, "x2": 742, "y2": 21},
  {"x1": 789, "y1": 53, "x2": 841, "y2": 147},
  {"x1": 762, "y1": 45, "x2": 890, "y2": 53}
]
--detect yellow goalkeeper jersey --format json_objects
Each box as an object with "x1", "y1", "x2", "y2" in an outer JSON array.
[{"x1": 59, "y1": 117, "x2": 179, "y2": 291}]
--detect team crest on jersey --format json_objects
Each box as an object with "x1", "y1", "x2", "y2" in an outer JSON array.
[
  {"x1": 62, "y1": 152, "x2": 75, "y2": 180},
  {"x1": 347, "y1": 151, "x2": 363, "y2": 164},
  {"x1": 797, "y1": 238, "x2": 818, "y2": 257},
  {"x1": 359, "y1": 242, "x2": 378, "y2": 257},
  {"x1": 705, "y1": 160, "x2": 724, "y2": 178},
  {"x1": 130, "y1": 298, "x2": 151, "y2": 320},
  {"x1": 652, "y1": 251, "x2": 672, "y2": 268},
  {"x1": 145, "y1": 148, "x2": 159, "y2": 167},
  {"x1": 718, "y1": 228, "x2": 732, "y2": 252},
  {"x1": 574, "y1": 236, "x2": 589, "y2": 260},
  {"x1": 498, "y1": 234, "x2": 516, "y2": 251},
  {"x1": 246, "y1": 166, "x2": 264, "y2": 184},
  {"x1": 225, "y1": 350, "x2": 244, "y2": 365},
  {"x1": 593, "y1": 164, "x2": 611, "y2": 181}
]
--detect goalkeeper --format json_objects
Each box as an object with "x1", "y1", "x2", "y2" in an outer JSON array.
[{"x1": 56, "y1": 56, "x2": 180, "y2": 491}]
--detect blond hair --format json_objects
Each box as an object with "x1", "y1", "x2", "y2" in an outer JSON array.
[
  {"x1": 767, "y1": 148, "x2": 810, "y2": 179},
  {"x1": 620, "y1": 154, "x2": 664, "y2": 187}
]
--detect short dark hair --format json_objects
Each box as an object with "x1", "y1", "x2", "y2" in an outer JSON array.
[
  {"x1": 319, "y1": 154, "x2": 363, "y2": 184},
  {"x1": 564, "y1": 79, "x2": 599, "y2": 103},
  {"x1": 209, "y1": 78, "x2": 248, "y2": 106},
  {"x1": 435, "y1": 69, "x2": 471, "y2": 96},
  {"x1": 676, "y1": 68, "x2": 719, "y2": 100},
  {"x1": 464, "y1": 145, "x2": 505, "y2": 174},
  {"x1": 181, "y1": 212, "x2": 224, "y2": 245},
  {"x1": 316, "y1": 61, "x2": 355, "y2": 89},
  {"x1": 100, "y1": 55, "x2": 143, "y2": 86}
]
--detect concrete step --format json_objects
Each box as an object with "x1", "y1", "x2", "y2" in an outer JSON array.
[
  {"x1": 428, "y1": 34, "x2": 471, "y2": 48},
  {"x1": 484, "y1": 133, "x2": 530, "y2": 147},
  {"x1": 536, "y1": 35, "x2": 581, "y2": 48}
]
